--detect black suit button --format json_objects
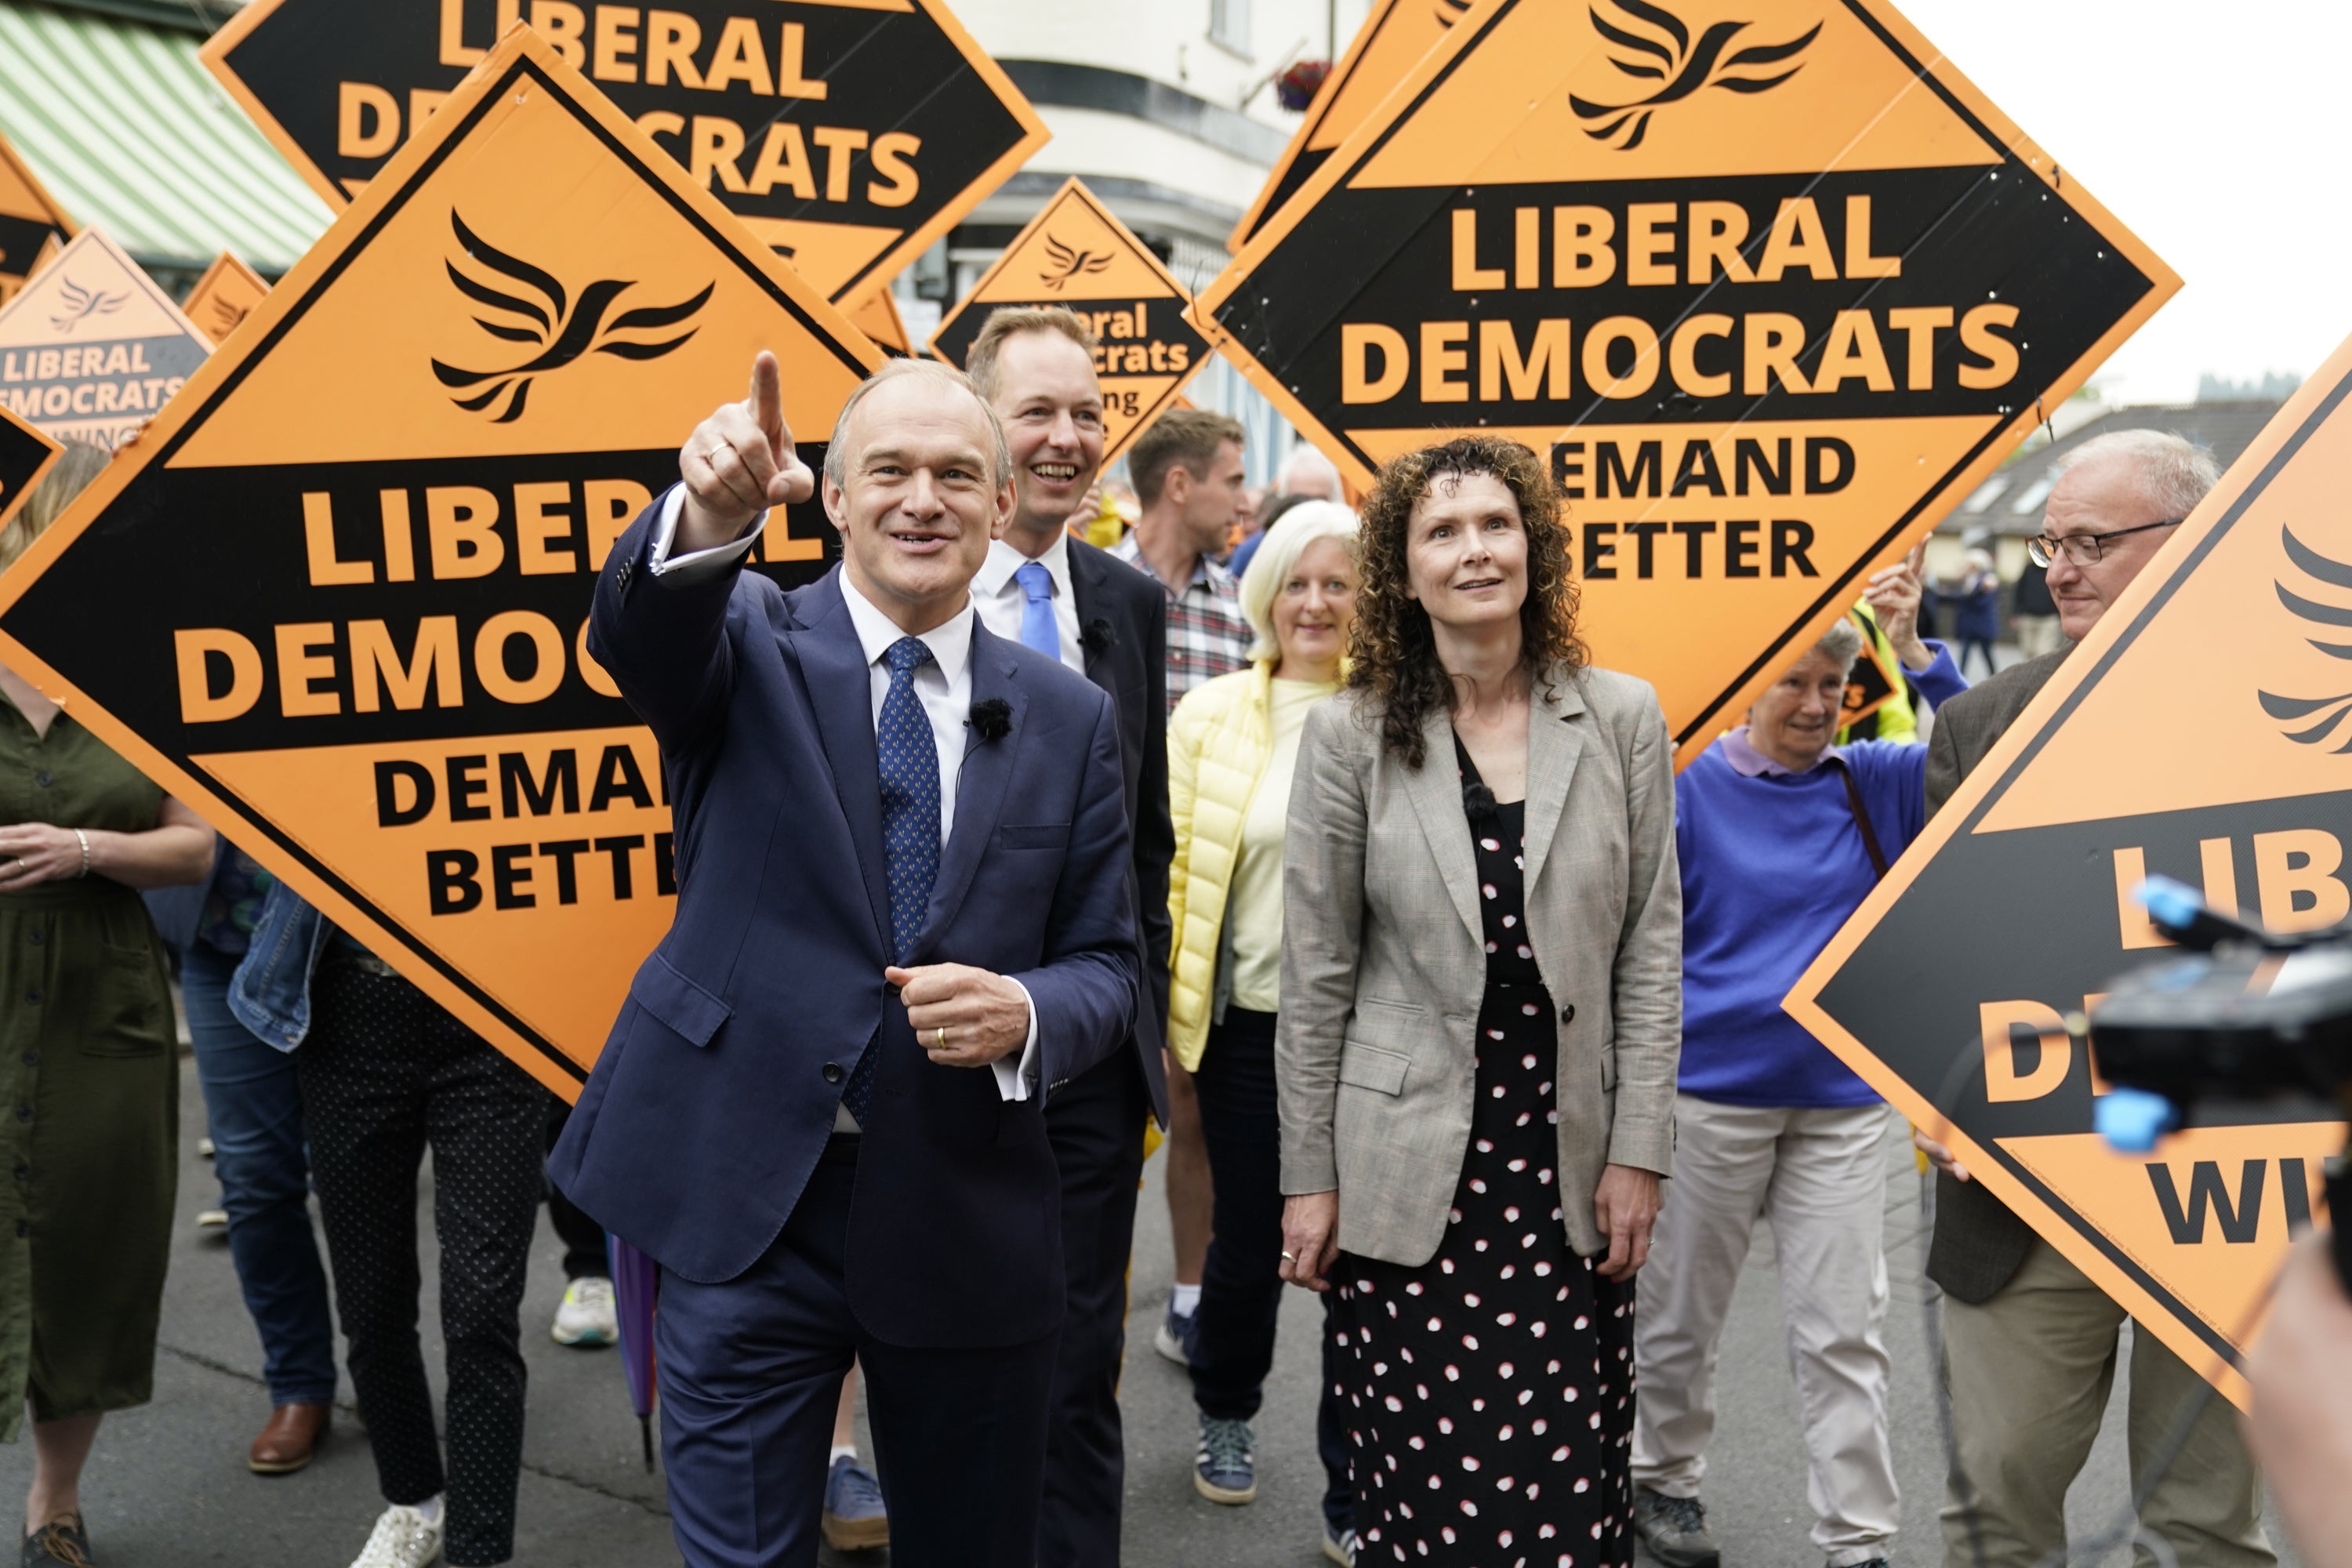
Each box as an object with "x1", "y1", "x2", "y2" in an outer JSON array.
[
  {"x1": 34, "y1": 772, "x2": 50, "y2": 788},
  {"x1": 1559, "y1": 1004, "x2": 1576, "y2": 1025},
  {"x1": 822, "y1": 1062, "x2": 845, "y2": 1085}
]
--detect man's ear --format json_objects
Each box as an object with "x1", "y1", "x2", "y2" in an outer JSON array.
[
  {"x1": 991, "y1": 477, "x2": 1015, "y2": 541},
  {"x1": 822, "y1": 472, "x2": 849, "y2": 534}
]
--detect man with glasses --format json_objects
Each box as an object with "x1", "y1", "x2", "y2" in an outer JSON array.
[{"x1": 1913, "y1": 429, "x2": 2273, "y2": 1568}]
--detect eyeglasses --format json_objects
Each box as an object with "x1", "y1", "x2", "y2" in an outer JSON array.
[{"x1": 2027, "y1": 519, "x2": 2183, "y2": 568}]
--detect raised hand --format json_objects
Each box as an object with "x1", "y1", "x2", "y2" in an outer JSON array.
[
  {"x1": 677, "y1": 350, "x2": 816, "y2": 552},
  {"x1": 1864, "y1": 543, "x2": 1933, "y2": 670}
]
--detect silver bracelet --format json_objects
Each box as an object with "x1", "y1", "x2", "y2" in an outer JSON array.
[{"x1": 73, "y1": 828, "x2": 89, "y2": 879}]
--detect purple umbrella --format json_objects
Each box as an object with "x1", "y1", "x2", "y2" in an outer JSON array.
[{"x1": 606, "y1": 1232, "x2": 660, "y2": 1472}]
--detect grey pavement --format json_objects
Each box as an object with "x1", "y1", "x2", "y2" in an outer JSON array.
[{"x1": 2, "y1": 1061, "x2": 2299, "y2": 1566}]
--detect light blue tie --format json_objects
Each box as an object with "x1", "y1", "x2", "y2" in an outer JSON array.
[
  {"x1": 844, "y1": 636, "x2": 941, "y2": 1124},
  {"x1": 1014, "y1": 561, "x2": 1060, "y2": 658}
]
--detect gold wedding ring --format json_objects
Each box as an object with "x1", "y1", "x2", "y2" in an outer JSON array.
[
  {"x1": 932, "y1": 1026, "x2": 949, "y2": 1051},
  {"x1": 1280, "y1": 1250, "x2": 1298, "y2": 1261}
]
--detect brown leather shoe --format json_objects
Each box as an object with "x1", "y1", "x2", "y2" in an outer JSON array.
[{"x1": 247, "y1": 1402, "x2": 331, "y2": 1474}]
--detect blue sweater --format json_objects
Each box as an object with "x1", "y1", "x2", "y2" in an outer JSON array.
[{"x1": 1674, "y1": 644, "x2": 1964, "y2": 1107}]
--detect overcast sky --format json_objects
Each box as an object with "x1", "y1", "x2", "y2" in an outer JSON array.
[{"x1": 1896, "y1": 0, "x2": 2352, "y2": 406}]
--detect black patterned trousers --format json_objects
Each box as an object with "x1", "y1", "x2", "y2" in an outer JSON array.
[{"x1": 297, "y1": 956, "x2": 548, "y2": 1566}]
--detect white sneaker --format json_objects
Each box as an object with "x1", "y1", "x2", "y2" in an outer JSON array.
[
  {"x1": 552, "y1": 1276, "x2": 619, "y2": 1347},
  {"x1": 349, "y1": 1502, "x2": 442, "y2": 1568}
]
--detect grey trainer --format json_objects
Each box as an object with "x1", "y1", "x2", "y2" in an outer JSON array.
[{"x1": 1634, "y1": 1486, "x2": 1721, "y2": 1568}]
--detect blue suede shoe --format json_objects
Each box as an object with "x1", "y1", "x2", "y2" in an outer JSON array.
[
  {"x1": 1194, "y1": 1414, "x2": 1258, "y2": 1504},
  {"x1": 1153, "y1": 1296, "x2": 1197, "y2": 1366},
  {"x1": 821, "y1": 1455, "x2": 888, "y2": 1552}
]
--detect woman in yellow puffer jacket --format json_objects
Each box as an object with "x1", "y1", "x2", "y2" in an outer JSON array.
[{"x1": 1165, "y1": 499, "x2": 1364, "y2": 1559}]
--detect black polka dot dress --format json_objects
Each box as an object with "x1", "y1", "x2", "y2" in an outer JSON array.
[{"x1": 1331, "y1": 739, "x2": 1636, "y2": 1568}]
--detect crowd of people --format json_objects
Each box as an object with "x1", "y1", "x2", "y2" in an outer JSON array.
[{"x1": 0, "y1": 299, "x2": 2274, "y2": 1568}]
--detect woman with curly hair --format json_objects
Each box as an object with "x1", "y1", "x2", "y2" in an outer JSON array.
[{"x1": 1274, "y1": 436, "x2": 1682, "y2": 1566}]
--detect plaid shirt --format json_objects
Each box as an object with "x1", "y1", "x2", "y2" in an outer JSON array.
[{"x1": 1109, "y1": 535, "x2": 1254, "y2": 713}]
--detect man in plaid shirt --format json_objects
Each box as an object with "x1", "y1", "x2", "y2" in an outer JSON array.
[
  {"x1": 1106, "y1": 407, "x2": 1253, "y2": 1386},
  {"x1": 1111, "y1": 410, "x2": 1254, "y2": 713}
]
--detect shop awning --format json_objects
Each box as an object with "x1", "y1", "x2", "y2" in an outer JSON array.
[{"x1": 0, "y1": 2, "x2": 329, "y2": 274}]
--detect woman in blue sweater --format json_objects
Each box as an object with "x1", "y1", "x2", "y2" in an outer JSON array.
[{"x1": 1629, "y1": 562, "x2": 1965, "y2": 1568}]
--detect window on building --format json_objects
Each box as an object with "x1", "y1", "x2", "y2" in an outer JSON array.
[{"x1": 1210, "y1": 0, "x2": 1251, "y2": 55}]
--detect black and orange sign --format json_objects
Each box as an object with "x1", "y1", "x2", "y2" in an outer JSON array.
[
  {"x1": 1192, "y1": 0, "x2": 2176, "y2": 766},
  {"x1": 201, "y1": 0, "x2": 1047, "y2": 303},
  {"x1": 0, "y1": 131, "x2": 72, "y2": 309},
  {"x1": 847, "y1": 285, "x2": 909, "y2": 357},
  {"x1": 1838, "y1": 610, "x2": 1901, "y2": 730},
  {"x1": 0, "y1": 25, "x2": 880, "y2": 1096},
  {"x1": 1786, "y1": 336, "x2": 2352, "y2": 1408},
  {"x1": 0, "y1": 401, "x2": 60, "y2": 534},
  {"x1": 1229, "y1": 0, "x2": 1474, "y2": 252},
  {"x1": 0, "y1": 229, "x2": 211, "y2": 451},
  {"x1": 930, "y1": 179, "x2": 1209, "y2": 462},
  {"x1": 183, "y1": 252, "x2": 274, "y2": 347}
]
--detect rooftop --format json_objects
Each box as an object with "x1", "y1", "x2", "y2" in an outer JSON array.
[{"x1": 1941, "y1": 400, "x2": 2286, "y2": 537}]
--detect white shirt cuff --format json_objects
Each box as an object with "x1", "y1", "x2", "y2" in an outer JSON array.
[
  {"x1": 993, "y1": 979, "x2": 1041, "y2": 1102},
  {"x1": 647, "y1": 483, "x2": 768, "y2": 584}
]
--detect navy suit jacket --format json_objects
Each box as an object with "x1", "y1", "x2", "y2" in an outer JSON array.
[
  {"x1": 1067, "y1": 535, "x2": 1172, "y2": 1124},
  {"x1": 550, "y1": 506, "x2": 1140, "y2": 1348}
]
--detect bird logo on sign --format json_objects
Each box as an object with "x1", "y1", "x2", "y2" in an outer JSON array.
[
  {"x1": 2259, "y1": 525, "x2": 2352, "y2": 750},
  {"x1": 430, "y1": 211, "x2": 712, "y2": 424},
  {"x1": 1039, "y1": 235, "x2": 1113, "y2": 292},
  {"x1": 211, "y1": 297, "x2": 251, "y2": 337},
  {"x1": 50, "y1": 277, "x2": 128, "y2": 334},
  {"x1": 1436, "y1": 0, "x2": 1472, "y2": 24},
  {"x1": 1569, "y1": 0, "x2": 1820, "y2": 151}
]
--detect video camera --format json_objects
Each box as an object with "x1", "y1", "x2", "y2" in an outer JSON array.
[{"x1": 2089, "y1": 876, "x2": 2352, "y2": 1289}]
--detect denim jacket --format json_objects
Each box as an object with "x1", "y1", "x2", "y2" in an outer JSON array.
[{"x1": 227, "y1": 880, "x2": 335, "y2": 1051}]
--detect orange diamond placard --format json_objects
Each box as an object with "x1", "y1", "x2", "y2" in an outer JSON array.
[
  {"x1": 1192, "y1": 0, "x2": 2176, "y2": 766},
  {"x1": 1230, "y1": 0, "x2": 1479, "y2": 252},
  {"x1": 930, "y1": 179, "x2": 1209, "y2": 463},
  {"x1": 0, "y1": 400, "x2": 60, "y2": 533},
  {"x1": 0, "y1": 129, "x2": 71, "y2": 308},
  {"x1": 183, "y1": 252, "x2": 274, "y2": 347},
  {"x1": 0, "y1": 25, "x2": 880, "y2": 1096},
  {"x1": 201, "y1": 0, "x2": 1047, "y2": 303},
  {"x1": 0, "y1": 229, "x2": 211, "y2": 452},
  {"x1": 1786, "y1": 333, "x2": 2352, "y2": 1409}
]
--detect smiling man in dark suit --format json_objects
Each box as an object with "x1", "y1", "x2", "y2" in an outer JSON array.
[
  {"x1": 964, "y1": 306, "x2": 1174, "y2": 1566},
  {"x1": 550, "y1": 351, "x2": 1140, "y2": 1567}
]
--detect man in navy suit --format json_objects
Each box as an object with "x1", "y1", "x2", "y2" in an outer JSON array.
[
  {"x1": 964, "y1": 306, "x2": 1174, "y2": 1565},
  {"x1": 550, "y1": 351, "x2": 1140, "y2": 1567}
]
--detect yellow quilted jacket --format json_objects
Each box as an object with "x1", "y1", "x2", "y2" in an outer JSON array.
[{"x1": 1165, "y1": 660, "x2": 1278, "y2": 1073}]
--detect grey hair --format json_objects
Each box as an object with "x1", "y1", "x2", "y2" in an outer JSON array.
[
  {"x1": 822, "y1": 358, "x2": 1011, "y2": 490},
  {"x1": 1276, "y1": 441, "x2": 1344, "y2": 498},
  {"x1": 1811, "y1": 617, "x2": 1866, "y2": 670},
  {"x1": 2052, "y1": 428, "x2": 2220, "y2": 520},
  {"x1": 1238, "y1": 500, "x2": 1360, "y2": 661}
]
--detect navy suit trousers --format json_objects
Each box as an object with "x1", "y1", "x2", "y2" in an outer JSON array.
[{"x1": 655, "y1": 1158, "x2": 1062, "y2": 1568}]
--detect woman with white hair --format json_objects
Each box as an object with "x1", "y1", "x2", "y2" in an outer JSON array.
[
  {"x1": 1164, "y1": 499, "x2": 1363, "y2": 1562},
  {"x1": 1629, "y1": 560, "x2": 1965, "y2": 1568}
]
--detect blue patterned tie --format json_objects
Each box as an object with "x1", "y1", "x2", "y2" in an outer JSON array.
[
  {"x1": 844, "y1": 635, "x2": 941, "y2": 1124},
  {"x1": 1014, "y1": 560, "x2": 1060, "y2": 657}
]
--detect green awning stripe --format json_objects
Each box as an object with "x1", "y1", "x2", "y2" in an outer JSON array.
[{"x1": 0, "y1": 3, "x2": 329, "y2": 272}]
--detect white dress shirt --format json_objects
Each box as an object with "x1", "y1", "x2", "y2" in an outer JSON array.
[
  {"x1": 973, "y1": 530, "x2": 1086, "y2": 673},
  {"x1": 644, "y1": 485, "x2": 1038, "y2": 1112}
]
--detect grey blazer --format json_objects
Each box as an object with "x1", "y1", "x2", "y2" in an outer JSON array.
[
  {"x1": 1276, "y1": 664, "x2": 1682, "y2": 1266},
  {"x1": 1922, "y1": 647, "x2": 2069, "y2": 1304}
]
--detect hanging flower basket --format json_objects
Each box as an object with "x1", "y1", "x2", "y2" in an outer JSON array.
[{"x1": 1276, "y1": 59, "x2": 1331, "y2": 111}]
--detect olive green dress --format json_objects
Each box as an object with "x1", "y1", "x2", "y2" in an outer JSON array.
[{"x1": 0, "y1": 691, "x2": 178, "y2": 1440}]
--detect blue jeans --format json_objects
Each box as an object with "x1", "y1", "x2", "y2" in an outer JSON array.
[{"x1": 183, "y1": 942, "x2": 339, "y2": 1406}]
